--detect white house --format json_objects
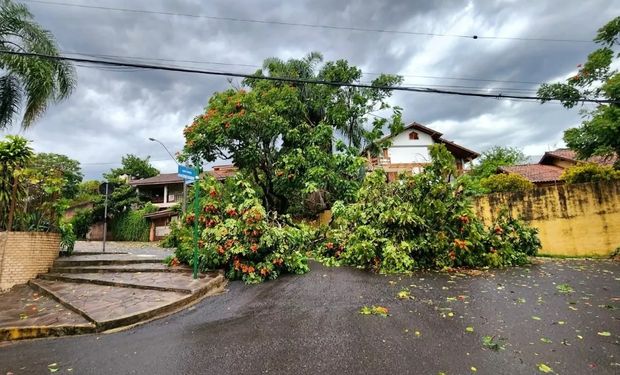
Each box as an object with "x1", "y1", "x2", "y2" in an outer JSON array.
[{"x1": 365, "y1": 122, "x2": 479, "y2": 180}]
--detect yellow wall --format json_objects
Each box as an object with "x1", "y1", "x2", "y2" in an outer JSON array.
[{"x1": 473, "y1": 181, "x2": 620, "y2": 257}]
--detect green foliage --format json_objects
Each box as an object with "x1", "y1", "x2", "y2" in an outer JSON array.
[
  {"x1": 104, "y1": 154, "x2": 159, "y2": 180},
  {"x1": 316, "y1": 144, "x2": 540, "y2": 272},
  {"x1": 538, "y1": 17, "x2": 620, "y2": 168},
  {"x1": 480, "y1": 173, "x2": 534, "y2": 193},
  {"x1": 59, "y1": 220, "x2": 76, "y2": 254},
  {"x1": 171, "y1": 174, "x2": 311, "y2": 284},
  {"x1": 32, "y1": 153, "x2": 83, "y2": 199},
  {"x1": 69, "y1": 208, "x2": 94, "y2": 239},
  {"x1": 71, "y1": 180, "x2": 100, "y2": 205},
  {"x1": 560, "y1": 162, "x2": 620, "y2": 184},
  {"x1": 470, "y1": 146, "x2": 527, "y2": 179},
  {"x1": 1, "y1": 135, "x2": 75, "y2": 233},
  {"x1": 462, "y1": 146, "x2": 527, "y2": 195},
  {"x1": 0, "y1": 135, "x2": 33, "y2": 230},
  {"x1": 181, "y1": 52, "x2": 403, "y2": 216},
  {"x1": 160, "y1": 219, "x2": 186, "y2": 248},
  {"x1": 482, "y1": 335, "x2": 506, "y2": 351},
  {"x1": 0, "y1": 0, "x2": 76, "y2": 129},
  {"x1": 110, "y1": 204, "x2": 157, "y2": 241}
]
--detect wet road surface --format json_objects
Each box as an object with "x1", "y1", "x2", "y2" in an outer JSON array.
[{"x1": 1, "y1": 259, "x2": 618, "y2": 374}]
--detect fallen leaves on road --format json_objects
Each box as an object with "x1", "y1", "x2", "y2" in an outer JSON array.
[{"x1": 359, "y1": 305, "x2": 389, "y2": 317}]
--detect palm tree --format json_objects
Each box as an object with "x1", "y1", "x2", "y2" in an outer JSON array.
[{"x1": 0, "y1": 0, "x2": 75, "y2": 129}]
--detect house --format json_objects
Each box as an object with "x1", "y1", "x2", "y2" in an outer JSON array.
[
  {"x1": 366, "y1": 122, "x2": 479, "y2": 180},
  {"x1": 130, "y1": 164, "x2": 237, "y2": 241},
  {"x1": 499, "y1": 148, "x2": 617, "y2": 187}
]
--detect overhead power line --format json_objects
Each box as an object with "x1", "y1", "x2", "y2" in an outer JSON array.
[
  {"x1": 2, "y1": 50, "x2": 614, "y2": 104},
  {"x1": 25, "y1": 0, "x2": 593, "y2": 43},
  {"x1": 64, "y1": 51, "x2": 544, "y2": 86}
]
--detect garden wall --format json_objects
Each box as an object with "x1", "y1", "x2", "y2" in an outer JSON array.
[
  {"x1": 473, "y1": 181, "x2": 620, "y2": 257},
  {"x1": 0, "y1": 232, "x2": 60, "y2": 291}
]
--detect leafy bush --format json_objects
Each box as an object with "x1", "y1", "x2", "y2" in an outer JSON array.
[
  {"x1": 160, "y1": 219, "x2": 186, "y2": 248},
  {"x1": 70, "y1": 208, "x2": 94, "y2": 239},
  {"x1": 480, "y1": 173, "x2": 534, "y2": 193},
  {"x1": 171, "y1": 174, "x2": 310, "y2": 284},
  {"x1": 560, "y1": 163, "x2": 620, "y2": 184},
  {"x1": 315, "y1": 145, "x2": 541, "y2": 272},
  {"x1": 59, "y1": 220, "x2": 76, "y2": 254},
  {"x1": 110, "y1": 204, "x2": 157, "y2": 241}
]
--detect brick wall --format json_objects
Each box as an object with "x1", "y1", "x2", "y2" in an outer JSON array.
[{"x1": 0, "y1": 232, "x2": 60, "y2": 291}]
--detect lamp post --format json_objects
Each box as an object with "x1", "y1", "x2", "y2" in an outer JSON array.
[{"x1": 148, "y1": 137, "x2": 187, "y2": 213}]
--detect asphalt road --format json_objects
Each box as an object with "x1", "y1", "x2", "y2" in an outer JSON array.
[{"x1": 1, "y1": 259, "x2": 618, "y2": 374}]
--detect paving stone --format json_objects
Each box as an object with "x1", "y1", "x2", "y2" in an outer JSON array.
[
  {"x1": 31, "y1": 279, "x2": 191, "y2": 326},
  {"x1": 0, "y1": 285, "x2": 94, "y2": 340},
  {"x1": 41, "y1": 271, "x2": 218, "y2": 293}
]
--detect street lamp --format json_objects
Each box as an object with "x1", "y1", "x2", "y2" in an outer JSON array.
[{"x1": 148, "y1": 137, "x2": 187, "y2": 213}]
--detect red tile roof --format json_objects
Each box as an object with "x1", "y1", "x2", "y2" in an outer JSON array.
[
  {"x1": 129, "y1": 165, "x2": 238, "y2": 186},
  {"x1": 541, "y1": 148, "x2": 617, "y2": 166},
  {"x1": 209, "y1": 165, "x2": 238, "y2": 180},
  {"x1": 499, "y1": 164, "x2": 565, "y2": 183}
]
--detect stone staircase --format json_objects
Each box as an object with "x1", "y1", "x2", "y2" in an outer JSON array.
[{"x1": 0, "y1": 250, "x2": 226, "y2": 340}]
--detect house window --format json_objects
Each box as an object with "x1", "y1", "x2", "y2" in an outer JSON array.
[{"x1": 409, "y1": 131, "x2": 419, "y2": 140}]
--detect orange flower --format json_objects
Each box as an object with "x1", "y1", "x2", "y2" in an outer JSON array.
[
  {"x1": 250, "y1": 243, "x2": 259, "y2": 253},
  {"x1": 247, "y1": 266, "x2": 255, "y2": 274},
  {"x1": 260, "y1": 268, "x2": 269, "y2": 277}
]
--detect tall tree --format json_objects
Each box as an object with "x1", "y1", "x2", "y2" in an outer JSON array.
[
  {"x1": 32, "y1": 153, "x2": 82, "y2": 199},
  {"x1": 538, "y1": 17, "x2": 620, "y2": 168},
  {"x1": 104, "y1": 154, "x2": 159, "y2": 181},
  {"x1": 182, "y1": 53, "x2": 403, "y2": 215},
  {"x1": 0, "y1": 0, "x2": 76, "y2": 129}
]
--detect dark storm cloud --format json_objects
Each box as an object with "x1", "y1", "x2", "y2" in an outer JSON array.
[{"x1": 1, "y1": 0, "x2": 618, "y2": 179}]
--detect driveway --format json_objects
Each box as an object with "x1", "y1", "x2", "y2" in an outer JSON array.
[{"x1": 1, "y1": 259, "x2": 618, "y2": 374}]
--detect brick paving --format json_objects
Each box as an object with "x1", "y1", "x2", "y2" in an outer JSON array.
[
  {"x1": 32, "y1": 280, "x2": 190, "y2": 324},
  {"x1": 42, "y1": 271, "x2": 220, "y2": 293},
  {"x1": 0, "y1": 285, "x2": 91, "y2": 328}
]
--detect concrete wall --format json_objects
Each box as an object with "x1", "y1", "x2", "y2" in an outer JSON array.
[
  {"x1": 0, "y1": 232, "x2": 60, "y2": 291},
  {"x1": 473, "y1": 181, "x2": 620, "y2": 257}
]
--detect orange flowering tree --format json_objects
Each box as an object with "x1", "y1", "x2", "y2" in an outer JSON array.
[
  {"x1": 172, "y1": 174, "x2": 311, "y2": 283},
  {"x1": 181, "y1": 52, "x2": 403, "y2": 217}
]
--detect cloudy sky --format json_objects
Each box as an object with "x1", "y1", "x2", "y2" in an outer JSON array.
[{"x1": 2, "y1": 0, "x2": 618, "y2": 179}]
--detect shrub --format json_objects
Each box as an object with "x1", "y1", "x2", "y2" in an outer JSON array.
[
  {"x1": 560, "y1": 163, "x2": 620, "y2": 184},
  {"x1": 70, "y1": 208, "x2": 94, "y2": 239},
  {"x1": 59, "y1": 220, "x2": 76, "y2": 254},
  {"x1": 315, "y1": 145, "x2": 541, "y2": 272},
  {"x1": 172, "y1": 174, "x2": 310, "y2": 284},
  {"x1": 480, "y1": 173, "x2": 534, "y2": 193},
  {"x1": 110, "y1": 204, "x2": 157, "y2": 241}
]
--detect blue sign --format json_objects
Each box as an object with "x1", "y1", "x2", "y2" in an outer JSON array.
[{"x1": 178, "y1": 165, "x2": 197, "y2": 181}]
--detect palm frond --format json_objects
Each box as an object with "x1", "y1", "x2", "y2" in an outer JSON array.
[{"x1": 0, "y1": 74, "x2": 21, "y2": 129}]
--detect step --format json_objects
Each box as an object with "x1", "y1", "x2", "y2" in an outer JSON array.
[
  {"x1": 53, "y1": 254, "x2": 166, "y2": 267},
  {"x1": 38, "y1": 271, "x2": 222, "y2": 294},
  {"x1": 29, "y1": 274, "x2": 226, "y2": 331},
  {"x1": 50, "y1": 263, "x2": 192, "y2": 274},
  {"x1": 0, "y1": 285, "x2": 96, "y2": 341},
  {"x1": 63, "y1": 251, "x2": 128, "y2": 256}
]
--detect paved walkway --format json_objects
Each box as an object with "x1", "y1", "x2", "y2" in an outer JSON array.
[{"x1": 0, "y1": 242, "x2": 225, "y2": 341}]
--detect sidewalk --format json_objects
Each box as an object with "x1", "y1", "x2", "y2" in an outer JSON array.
[{"x1": 0, "y1": 242, "x2": 226, "y2": 341}]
